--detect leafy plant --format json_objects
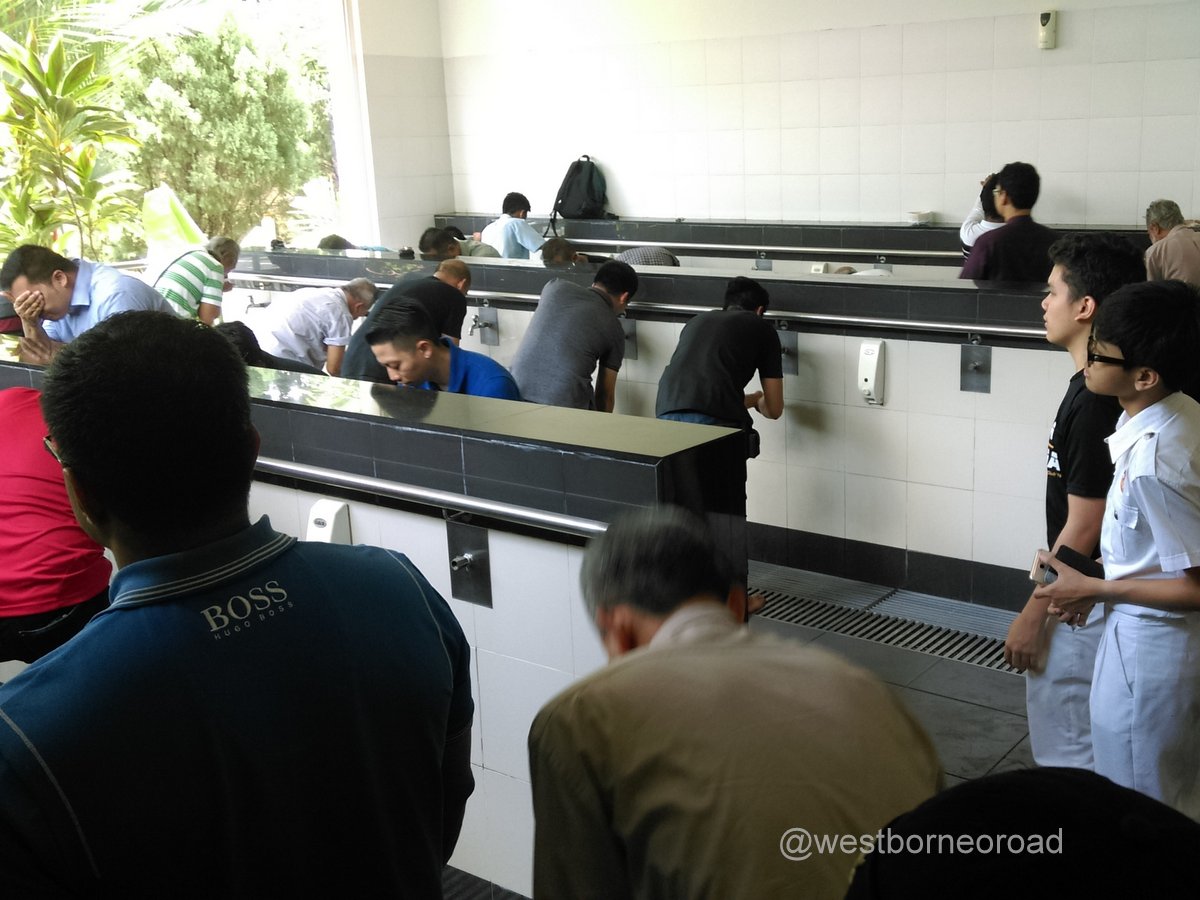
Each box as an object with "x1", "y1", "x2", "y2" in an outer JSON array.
[{"x1": 0, "y1": 30, "x2": 140, "y2": 255}]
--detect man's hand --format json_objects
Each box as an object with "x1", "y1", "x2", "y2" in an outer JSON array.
[
  {"x1": 18, "y1": 333, "x2": 53, "y2": 365},
  {"x1": 1004, "y1": 607, "x2": 1047, "y2": 673},
  {"x1": 1033, "y1": 550, "x2": 1102, "y2": 616},
  {"x1": 744, "y1": 390, "x2": 763, "y2": 410},
  {"x1": 11, "y1": 289, "x2": 45, "y2": 324}
]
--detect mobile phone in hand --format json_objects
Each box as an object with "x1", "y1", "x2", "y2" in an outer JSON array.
[{"x1": 1054, "y1": 545, "x2": 1104, "y2": 579}]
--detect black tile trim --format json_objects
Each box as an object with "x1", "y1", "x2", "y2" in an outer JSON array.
[{"x1": 748, "y1": 523, "x2": 1026, "y2": 611}]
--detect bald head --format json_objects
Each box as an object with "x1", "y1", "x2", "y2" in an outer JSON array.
[{"x1": 435, "y1": 259, "x2": 471, "y2": 295}]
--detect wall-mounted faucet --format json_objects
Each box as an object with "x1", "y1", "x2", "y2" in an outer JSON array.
[
  {"x1": 469, "y1": 314, "x2": 492, "y2": 337},
  {"x1": 469, "y1": 309, "x2": 500, "y2": 346}
]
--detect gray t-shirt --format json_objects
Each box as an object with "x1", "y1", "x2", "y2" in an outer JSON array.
[{"x1": 510, "y1": 279, "x2": 625, "y2": 409}]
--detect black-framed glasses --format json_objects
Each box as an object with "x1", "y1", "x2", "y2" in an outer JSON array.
[
  {"x1": 43, "y1": 434, "x2": 67, "y2": 467},
  {"x1": 1086, "y1": 335, "x2": 1127, "y2": 367}
]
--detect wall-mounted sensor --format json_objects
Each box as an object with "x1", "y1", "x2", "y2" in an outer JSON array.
[
  {"x1": 306, "y1": 498, "x2": 353, "y2": 544},
  {"x1": 858, "y1": 339, "x2": 886, "y2": 406},
  {"x1": 1039, "y1": 11, "x2": 1057, "y2": 49}
]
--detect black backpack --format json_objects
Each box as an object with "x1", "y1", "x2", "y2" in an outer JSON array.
[{"x1": 545, "y1": 155, "x2": 611, "y2": 236}]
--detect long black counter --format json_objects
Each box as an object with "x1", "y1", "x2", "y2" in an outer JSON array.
[
  {"x1": 435, "y1": 214, "x2": 1150, "y2": 270},
  {"x1": 245, "y1": 367, "x2": 745, "y2": 523},
  {"x1": 0, "y1": 360, "x2": 747, "y2": 537},
  {"x1": 237, "y1": 245, "x2": 1056, "y2": 351}
]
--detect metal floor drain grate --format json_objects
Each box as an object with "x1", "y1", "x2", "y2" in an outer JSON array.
[{"x1": 751, "y1": 579, "x2": 1018, "y2": 673}]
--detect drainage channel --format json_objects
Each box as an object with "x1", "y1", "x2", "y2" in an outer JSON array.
[{"x1": 750, "y1": 564, "x2": 1018, "y2": 673}]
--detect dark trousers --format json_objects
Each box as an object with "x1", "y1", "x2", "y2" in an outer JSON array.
[{"x1": 0, "y1": 588, "x2": 110, "y2": 665}]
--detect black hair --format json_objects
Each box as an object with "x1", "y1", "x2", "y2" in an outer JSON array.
[
  {"x1": 1048, "y1": 233, "x2": 1145, "y2": 304},
  {"x1": 996, "y1": 162, "x2": 1040, "y2": 210},
  {"x1": 592, "y1": 260, "x2": 638, "y2": 299},
  {"x1": 317, "y1": 234, "x2": 355, "y2": 251},
  {"x1": 980, "y1": 173, "x2": 1001, "y2": 221},
  {"x1": 502, "y1": 192, "x2": 531, "y2": 216},
  {"x1": 580, "y1": 506, "x2": 734, "y2": 618},
  {"x1": 418, "y1": 227, "x2": 457, "y2": 258},
  {"x1": 444, "y1": 226, "x2": 467, "y2": 241},
  {"x1": 0, "y1": 245, "x2": 78, "y2": 290},
  {"x1": 724, "y1": 276, "x2": 769, "y2": 312},
  {"x1": 1092, "y1": 280, "x2": 1200, "y2": 395},
  {"x1": 40, "y1": 311, "x2": 255, "y2": 540},
  {"x1": 213, "y1": 320, "x2": 263, "y2": 363},
  {"x1": 364, "y1": 302, "x2": 440, "y2": 348}
]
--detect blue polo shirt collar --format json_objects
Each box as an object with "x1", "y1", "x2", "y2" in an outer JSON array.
[{"x1": 109, "y1": 516, "x2": 296, "y2": 609}]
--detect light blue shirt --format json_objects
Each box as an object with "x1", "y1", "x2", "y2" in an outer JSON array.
[
  {"x1": 480, "y1": 214, "x2": 544, "y2": 259},
  {"x1": 44, "y1": 260, "x2": 170, "y2": 343}
]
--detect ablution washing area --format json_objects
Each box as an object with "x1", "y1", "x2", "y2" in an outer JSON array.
[
  {"x1": 3, "y1": 212, "x2": 1146, "y2": 893},
  {"x1": 5, "y1": 0, "x2": 1196, "y2": 891}
]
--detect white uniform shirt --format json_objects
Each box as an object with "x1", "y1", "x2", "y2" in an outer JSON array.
[
  {"x1": 1101, "y1": 391, "x2": 1200, "y2": 618},
  {"x1": 252, "y1": 286, "x2": 351, "y2": 370}
]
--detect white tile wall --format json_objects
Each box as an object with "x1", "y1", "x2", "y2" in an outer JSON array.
[
  {"x1": 782, "y1": 126, "x2": 820, "y2": 173},
  {"x1": 946, "y1": 19, "x2": 994, "y2": 72},
  {"x1": 903, "y1": 22, "x2": 947, "y2": 75},
  {"x1": 785, "y1": 399, "x2": 846, "y2": 472},
  {"x1": 1141, "y1": 117, "x2": 1197, "y2": 171},
  {"x1": 779, "y1": 31, "x2": 820, "y2": 81},
  {"x1": 1146, "y1": 1, "x2": 1200, "y2": 61},
  {"x1": 819, "y1": 29, "x2": 862, "y2": 80},
  {"x1": 566, "y1": 546, "x2": 607, "y2": 678},
  {"x1": 477, "y1": 650, "x2": 574, "y2": 783},
  {"x1": 859, "y1": 76, "x2": 902, "y2": 127},
  {"x1": 416, "y1": 3, "x2": 1200, "y2": 226},
  {"x1": 478, "y1": 768, "x2": 536, "y2": 896},
  {"x1": 907, "y1": 483, "x2": 973, "y2": 558},
  {"x1": 860, "y1": 25, "x2": 903, "y2": 77},
  {"x1": 787, "y1": 466, "x2": 846, "y2": 537},
  {"x1": 974, "y1": 420, "x2": 1049, "y2": 501},
  {"x1": 820, "y1": 78, "x2": 860, "y2": 127},
  {"x1": 742, "y1": 34, "x2": 781, "y2": 84},
  {"x1": 907, "y1": 412, "x2": 974, "y2": 490},
  {"x1": 845, "y1": 474, "x2": 908, "y2": 548},
  {"x1": 973, "y1": 491, "x2": 1044, "y2": 569},
  {"x1": 474, "y1": 532, "x2": 575, "y2": 673}
]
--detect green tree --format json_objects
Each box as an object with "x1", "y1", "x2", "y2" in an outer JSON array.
[{"x1": 116, "y1": 16, "x2": 330, "y2": 241}]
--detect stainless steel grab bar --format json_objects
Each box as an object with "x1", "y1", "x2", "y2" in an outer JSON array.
[
  {"x1": 254, "y1": 456, "x2": 608, "y2": 539},
  {"x1": 565, "y1": 237, "x2": 963, "y2": 260}
]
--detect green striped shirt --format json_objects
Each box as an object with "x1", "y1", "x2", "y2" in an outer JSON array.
[{"x1": 154, "y1": 249, "x2": 224, "y2": 319}]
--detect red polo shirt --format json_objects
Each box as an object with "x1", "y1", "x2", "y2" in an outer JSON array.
[{"x1": 0, "y1": 387, "x2": 111, "y2": 616}]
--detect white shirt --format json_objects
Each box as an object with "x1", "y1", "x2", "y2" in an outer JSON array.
[
  {"x1": 480, "y1": 214, "x2": 543, "y2": 259},
  {"x1": 1101, "y1": 391, "x2": 1200, "y2": 617},
  {"x1": 251, "y1": 286, "x2": 351, "y2": 370},
  {"x1": 959, "y1": 196, "x2": 1005, "y2": 250}
]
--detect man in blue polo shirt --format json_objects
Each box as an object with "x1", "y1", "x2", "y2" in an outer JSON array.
[
  {"x1": 365, "y1": 301, "x2": 522, "y2": 400},
  {"x1": 0, "y1": 244, "x2": 169, "y2": 364},
  {"x1": 0, "y1": 311, "x2": 474, "y2": 896}
]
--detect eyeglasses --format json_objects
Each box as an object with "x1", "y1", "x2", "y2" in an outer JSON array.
[
  {"x1": 992, "y1": 186, "x2": 1004, "y2": 195},
  {"x1": 43, "y1": 434, "x2": 67, "y2": 467},
  {"x1": 1086, "y1": 335, "x2": 1127, "y2": 367}
]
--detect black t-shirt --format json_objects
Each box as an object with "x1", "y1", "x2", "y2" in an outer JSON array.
[
  {"x1": 341, "y1": 276, "x2": 468, "y2": 383},
  {"x1": 1045, "y1": 371, "x2": 1121, "y2": 551},
  {"x1": 655, "y1": 308, "x2": 782, "y2": 429}
]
